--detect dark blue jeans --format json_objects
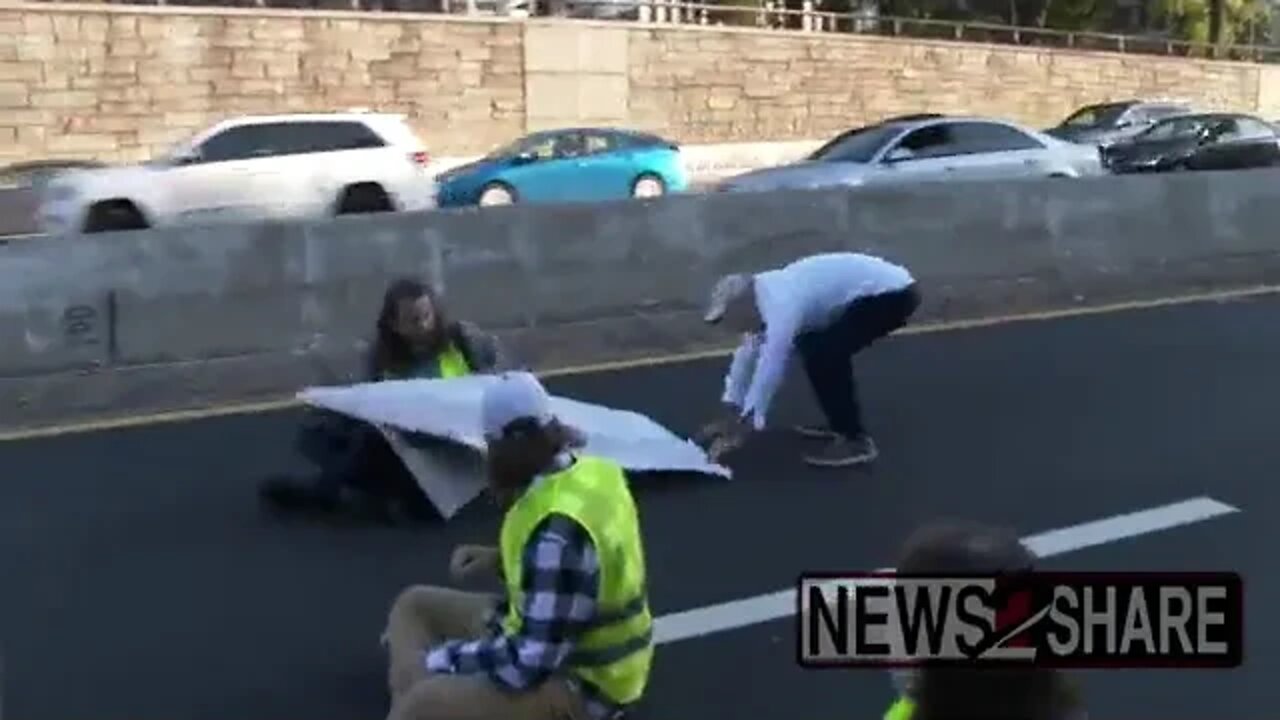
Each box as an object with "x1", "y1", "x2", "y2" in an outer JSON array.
[
  {"x1": 296, "y1": 410, "x2": 419, "y2": 502},
  {"x1": 794, "y1": 284, "x2": 921, "y2": 440}
]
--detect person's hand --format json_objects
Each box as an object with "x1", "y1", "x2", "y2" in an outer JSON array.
[
  {"x1": 694, "y1": 417, "x2": 732, "y2": 448},
  {"x1": 449, "y1": 544, "x2": 500, "y2": 583},
  {"x1": 707, "y1": 416, "x2": 751, "y2": 462},
  {"x1": 694, "y1": 404, "x2": 745, "y2": 448}
]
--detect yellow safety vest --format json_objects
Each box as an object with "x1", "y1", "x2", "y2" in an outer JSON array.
[
  {"x1": 437, "y1": 343, "x2": 471, "y2": 378},
  {"x1": 884, "y1": 697, "x2": 915, "y2": 720},
  {"x1": 499, "y1": 455, "x2": 654, "y2": 705}
]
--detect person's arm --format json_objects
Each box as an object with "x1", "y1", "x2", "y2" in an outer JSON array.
[
  {"x1": 737, "y1": 314, "x2": 798, "y2": 430},
  {"x1": 423, "y1": 515, "x2": 599, "y2": 689},
  {"x1": 456, "y1": 321, "x2": 517, "y2": 373},
  {"x1": 721, "y1": 333, "x2": 762, "y2": 411}
]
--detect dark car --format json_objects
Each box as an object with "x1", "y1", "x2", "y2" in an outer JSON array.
[
  {"x1": 1102, "y1": 112, "x2": 1280, "y2": 174},
  {"x1": 1045, "y1": 100, "x2": 1191, "y2": 147}
]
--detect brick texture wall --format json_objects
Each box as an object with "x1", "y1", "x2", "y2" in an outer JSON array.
[
  {"x1": 2, "y1": 1, "x2": 1279, "y2": 165},
  {"x1": 0, "y1": 3, "x2": 526, "y2": 162},
  {"x1": 626, "y1": 28, "x2": 1277, "y2": 143}
]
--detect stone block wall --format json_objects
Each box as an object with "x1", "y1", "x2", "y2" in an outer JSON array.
[
  {"x1": 626, "y1": 28, "x2": 1280, "y2": 143},
  {"x1": 3, "y1": 0, "x2": 1280, "y2": 164},
  {"x1": 0, "y1": 2, "x2": 526, "y2": 161}
]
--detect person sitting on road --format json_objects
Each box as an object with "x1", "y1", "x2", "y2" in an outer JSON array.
[
  {"x1": 382, "y1": 371, "x2": 654, "y2": 720},
  {"x1": 884, "y1": 521, "x2": 1087, "y2": 720},
  {"x1": 696, "y1": 251, "x2": 920, "y2": 468},
  {"x1": 258, "y1": 276, "x2": 509, "y2": 521}
]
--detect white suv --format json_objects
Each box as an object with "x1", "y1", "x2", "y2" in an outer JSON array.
[{"x1": 37, "y1": 112, "x2": 438, "y2": 235}]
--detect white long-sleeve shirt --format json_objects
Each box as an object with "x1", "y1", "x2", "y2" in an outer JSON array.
[{"x1": 721, "y1": 253, "x2": 915, "y2": 429}]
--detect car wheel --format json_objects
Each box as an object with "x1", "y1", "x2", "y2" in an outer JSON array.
[
  {"x1": 631, "y1": 174, "x2": 666, "y2": 198},
  {"x1": 83, "y1": 200, "x2": 148, "y2": 233},
  {"x1": 335, "y1": 183, "x2": 393, "y2": 214},
  {"x1": 478, "y1": 183, "x2": 516, "y2": 206}
]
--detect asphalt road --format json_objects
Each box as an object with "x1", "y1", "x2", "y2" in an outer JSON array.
[{"x1": 2, "y1": 295, "x2": 1275, "y2": 720}]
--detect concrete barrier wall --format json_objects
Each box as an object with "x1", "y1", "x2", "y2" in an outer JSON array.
[{"x1": 4, "y1": 168, "x2": 1280, "y2": 430}]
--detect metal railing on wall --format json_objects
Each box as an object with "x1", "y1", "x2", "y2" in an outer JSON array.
[{"x1": 38, "y1": 0, "x2": 1280, "y2": 64}]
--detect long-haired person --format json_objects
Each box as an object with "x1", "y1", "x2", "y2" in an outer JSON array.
[
  {"x1": 259, "y1": 277, "x2": 509, "y2": 520},
  {"x1": 885, "y1": 522, "x2": 1087, "y2": 720}
]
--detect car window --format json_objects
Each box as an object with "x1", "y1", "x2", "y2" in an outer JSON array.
[
  {"x1": 947, "y1": 122, "x2": 1043, "y2": 153},
  {"x1": 892, "y1": 124, "x2": 964, "y2": 159},
  {"x1": 292, "y1": 121, "x2": 387, "y2": 153},
  {"x1": 1138, "y1": 116, "x2": 1210, "y2": 141},
  {"x1": 808, "y1": 124, "x2": 902, "y2": 163},
  {"x1": 197, "y1": 124, "x2": 293, "y2": 163},
  {"x1": 1062, "y1": 102, "x2": 1131, "y2": 128},
  {"x1": 581, "y1": 132, "x2": 617, "y2": 155},
  {"x1": 1203, "y1": 118, "x2": 1242, "y2": 142},
  {"x1": 1228, "y1": 117, "x2": 1274, "y2": 139},
  {"x1": 552, "y1": 132, "x2": 590, "y2": 159},
  {"x1": 1121, "y1": 107, "x2": 1149, "y2": 125}
]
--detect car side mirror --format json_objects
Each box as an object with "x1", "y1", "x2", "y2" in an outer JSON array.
[
  {"x1": 169, "y1": 149, "x2": 200, "y2": 166},
  {"x1": 883, "y1": 147, "x2": 914, "y2": 163}
]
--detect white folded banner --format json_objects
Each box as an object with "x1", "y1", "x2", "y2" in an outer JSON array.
[{"x1": 298, "y1": 376, "x2": 732, "y2": 519}]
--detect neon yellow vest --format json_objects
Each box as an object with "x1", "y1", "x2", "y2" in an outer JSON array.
[
  {"x1": 884, "y1": 697, "x2": 915, "y2": 720},
  {"x1": 437, "y1": 343, "x2": 470, "y2": 378},
  {"x1": 499, "y1": 455, "x2": 653, "y2": 705}
]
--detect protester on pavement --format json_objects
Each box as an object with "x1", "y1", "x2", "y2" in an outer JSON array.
[
  {"x1": 382, "y1": 371, "x2": 654, "y2": 720},
  {"x1": 884, "y1": 521, "x2": 1087, "y2": 720},
  {"x1": 696, "y1": 252, "x2": 920, "y2": 467},
  {"x1": 258, "y1": 277, "x2": 509, "y2": 521}
]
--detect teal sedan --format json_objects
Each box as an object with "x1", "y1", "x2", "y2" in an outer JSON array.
[{"x1": 434, "y1": 128, "x2": 689, "y2": 208}]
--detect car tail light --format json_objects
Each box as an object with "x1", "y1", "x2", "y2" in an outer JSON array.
[{"x1": 410, "y1": 151, "x2": 430, "y2": 168}]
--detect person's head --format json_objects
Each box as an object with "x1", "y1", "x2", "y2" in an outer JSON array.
[
  {"x1": 898, "y1": 522, "x2": 1077, "y2": 720},
  {"x1": 373, "y1": 278, "x2": 451, "y2": 374},
  {"x1": 480, "y1": 372, "x2": 586, "y2": 507},
  {"x1": 703, "y1": 273, "x2": 763, "y2": 333}
]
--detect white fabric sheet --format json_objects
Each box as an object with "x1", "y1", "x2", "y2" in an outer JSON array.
[{"x1": 297, "y1": 376, "x2": 731, "y2": 519}]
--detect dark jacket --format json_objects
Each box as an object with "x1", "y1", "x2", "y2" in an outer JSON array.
[{"x1": 366, "y1": 320, "x2": 514, "y2": 381}]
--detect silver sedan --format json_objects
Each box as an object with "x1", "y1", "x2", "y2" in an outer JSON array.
[{"x1": 718, "y1": 116, "x2": 1105, "y2": 193}]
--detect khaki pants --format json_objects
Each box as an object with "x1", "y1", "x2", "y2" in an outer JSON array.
[{"x1": 383, "y1": 585, "x2": 592, "y2": 720}]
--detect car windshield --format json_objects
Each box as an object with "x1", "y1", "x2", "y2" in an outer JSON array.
[
  {"x1": 1062, "y1": 102, "x2": 1130, "y2": 128},
  {"x1": 807, "y1": 125, "x2": 902, "y2": 163},
  {"x1": 1136, "y1": 116, "x2": 1212, "y2": 142}
]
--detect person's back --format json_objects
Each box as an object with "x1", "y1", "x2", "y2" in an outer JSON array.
[
  {"x1": 757, "y1": 252, "x2": 914, "y2": 331},
  {"x1": 499, "y1": 453, "x2": 653, "y2": 708}
]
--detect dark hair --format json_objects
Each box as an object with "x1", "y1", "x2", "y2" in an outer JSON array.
[
  {"x1": 368, "y1": 277, "x2": 455, "y2": 380},
  {"x1": 487, "y1": 416, "x2": 587, "y2": 494},
  {"x1": 900, "y1": 522, "x2": 1082, "y2": 720}
]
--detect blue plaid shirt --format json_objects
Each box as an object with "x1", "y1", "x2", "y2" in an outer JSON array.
[{"x1": 423, "y1": 456, "x2": 627, "y2": 720}]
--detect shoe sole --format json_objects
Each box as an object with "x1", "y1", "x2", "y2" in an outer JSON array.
[
  {"x1": 803, "y1": 450, "x2": 878, "y2": 467},
  {"x1": 794, "y1": 426, "x2": 840, "y2": 440}
]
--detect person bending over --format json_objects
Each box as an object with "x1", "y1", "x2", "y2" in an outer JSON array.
[
  {"x1": 259, "y1": 277, "x2": 509, "y2": 520},
  {"x1": 697, "y1": 251, "x2": 920, "y2": 468},
  {"x1": 382, "y1": 371, "x2": 653, "y2": 720}
]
